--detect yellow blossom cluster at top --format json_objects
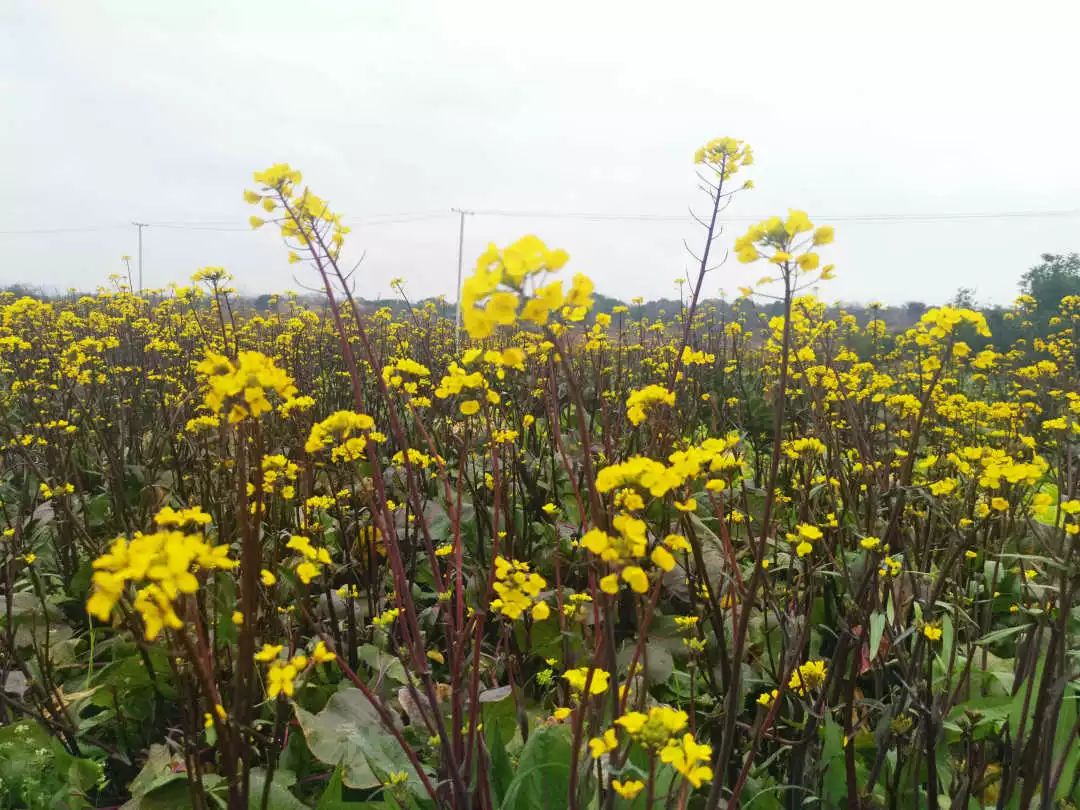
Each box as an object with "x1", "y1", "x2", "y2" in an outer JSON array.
[
  {"x1": 589, "y1": 703, "x2": 714, "y2": 789},
  {"x1": 285, "y1": 534, "x2": 333, "y2": 585},
  {"x1": 625, "y1": 384, "x2": 676, "y2": 427},
  {"x1": 434, "y1": 362, "x2": 500, "y2": 416},
  {"x1": 256, "y1": 640, "x2": 337, "y2": 699},
  {"x1": 86, "y1": 510, "x2": 236, "y2": 640},
  {"x1": 490, "y1": 555, "x2": 550, "y2": 621},
  {"x1": 196, "y1": 350, "x2": 297, "y2": 424},
  {"x1": 734, "y1": 210, "x2": 836, "y2": 297},
  {"x1": 246, "y1": 162, "x2": 351, "y2": 262},
  {"x1": 459, "y1": 236, "x2": 595, "y2": 339},
  {"x1": 305, "y1": 410, "x2": 378, "y2": 462},
  {"x1": 595, "y1": 434, "x2": 741, "y2": 499},
  {"x1": 382, "y1": 357, "x2": 432, "y2": 402},
  {"x1": 693, "y1": 136, "x2": 754, "y2": 182}
]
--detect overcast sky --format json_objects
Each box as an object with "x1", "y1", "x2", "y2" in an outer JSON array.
[{"x1": 3, "y1": 0, "x2": 1078, "y2": 305}]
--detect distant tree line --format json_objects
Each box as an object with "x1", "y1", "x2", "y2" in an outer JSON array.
[{"x1": 7, "y1": 253, "x2": 1079, "y2": 345}]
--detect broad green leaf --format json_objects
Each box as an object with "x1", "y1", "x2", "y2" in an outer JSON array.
[
  {"x1": 248, "y1": 767, "x2": 306, "y2": 810},
  {"x1": 868, "y1": 611, "x2": 886, "y2": 663},
  {"x1": 295, "y1": 688, "x2": 425, "y2": 795},
  {"x1": 500, "y1": 724, "x2": 572, "y2": 810}
]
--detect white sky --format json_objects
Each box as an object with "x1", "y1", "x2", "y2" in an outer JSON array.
[{"x1": 2, "y1": 0, "x2": 1078, "y2": 305}]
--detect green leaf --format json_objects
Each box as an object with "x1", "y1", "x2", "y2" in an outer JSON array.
[
  {"x1": 500, "y1": 723, "x2": 572, "y2": 810},
  {"x1": 248, "y1": 767, "x2": 306, "y2": 810},
  {"x1": 314, "y1": 766, "x2": 379, "y2": 809},
  {"x1": 820, "y1": 716, "x2": 847, "y2": 806},
  {"x1": 1054, "y1": 689, "x2": 1080, "y2": 800},
  {"x1": 215, "y1": 571, "x2": 238, "y2": 646},
  {"x1": 974, "y1": 624, "x2": 1028, "y2": 647},
  {"x1": 868, "y1": 611, "x2": 886, "y2": 663},
  {"x1": 355, "y1": 644, "x2": 407, "y2": 685},
  {"x1": 484, "y1": 705, "x2": 515, "y2": 807},
  {"x1": 296, "y1": 688, "x2": 427, "y2": 796}
]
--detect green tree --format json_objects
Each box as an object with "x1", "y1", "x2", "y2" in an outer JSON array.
[{"x1": 1020, "y1": 252, "x2": 1080, "y2": 321}]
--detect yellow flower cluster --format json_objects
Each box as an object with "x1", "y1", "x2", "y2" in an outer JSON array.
[
  {"x1": 591, "y1": 704, "x2": 713, "y2": 787},
  {"x1": 615, "y1": 705, "x2": 688, "y2": 750},
  {"x1": 490, "y1": 556, "x2": 550, "y2": 621},
  {"x1": 693, "y1": 136, "x2": 753, "y2": 181},
  {"x1": 434, "y1": 362, "x2": 499, "y2": 416},
  {"x1": 735, "y1": 210, "x2": 832, "y2": 265},
  {"x1": 154, "y1": 505, "x2": 213, "y2": 529},
  {"x1": 196, "y1": 350, "x2": 297, "y2": 424},
  {"x1": 86, "y1": 517, "x2": 236, "y2": 640},
  {"x1": 459, "y1": 236, "x2": 595, "y2": 338},
  {"x1": 260, "y1": 454, "x2": 298, "y2": 500},
  {"x1": 39, "y1": 482, "x2": 75, "y2": 500},
  {"x1": 286, "y1": 535, "x2": 332, "y2": 584},
  {"x1": 788, "y1": 659, "x2": 828, "y2": 695},
  {"x1": 917, "y1": 306, "x2": 991, "y2": 341},
  {"x1": 305, "y1": 410, "x2": 377, "y2": 461},
  {"x1": 595, "y1": 434, "x2": 741, "y2": 498},
  {"x1": 660, "y1": 734, "x2": 714, "y2": 788},
  {"x1": 247, "y1": 163, "x2": 350, "y2": 261},
  {"x1": 785, "y1": 523, "x2": 823, "y2": 558},
  {"x1": 625, "y1": 384, "x2": 675, "y2": 427},
  {"x1": 563, "y1": 666, "x2": 609, "y2": 696},
  {"x1": 782, "y1": 437, "x2": 827, "y2": 459},
  {"x1": 680, "y1": 345, "x2": 715, "y2": 366},
  {"x1": 259, "y1": 640, "x2": 337, "y2": 699},
  {"x1": 382, "y1": 357, "x2": 431, "y2": 400}
]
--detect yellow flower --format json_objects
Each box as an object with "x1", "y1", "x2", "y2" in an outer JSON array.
[
  {"x1": 490, "y1": 556, "x2": 547, "y2": 621},
  {"x1": 622, "y1": 565, "x2": 649, "y2": 594},
  {"x1": 196, "y1": 350, "x2": 297, "y2": 423},
  {"x1": 651, "y1": 545, "x2": 676, "y2": 572},
  {"x1": 588, "y1": 728, "x2": 618, "y2": 759},
  {"x1": 312, "y1": 641, "x2": 337, "y2": 664},
  {"x1": 296, "y1": 561, "x2": 320, "y2": 584},
  {"x1": 788, "y1": 660, "x2": 827, "y2": 695},
  {"x1": 564, "y1": 666, "x2": 610, "y2": 696},
  {"x1": 664, "y1": 534, "x2": 691, "y2": 553},
  {"x1": 616, "y1": 706, "x2": 688, "y2": 750},
  {"x1": 612, "y1": 779, "x2": 645, "y2": 799},
  {"x1": 267, "y1": 661, "x2": 298, "y2": 699},
  {"x1": 599, "y1": 574, "x2": 620, "y2": 595},
  {"x1": 255, "y1": 643, "x2": 283, "y2": 662},
  {"x1": 260, "y1": 569, "x2": 277, "y2": 586},
  {"x1": 923, "y1": 624, "x2": 943, "y2": 642},
  {"x1": 626, "y1": 385, "x2": 675, "y2": 426},
  {"x1": 660, "y1": 733, "x2": 714, "y2": 788}
]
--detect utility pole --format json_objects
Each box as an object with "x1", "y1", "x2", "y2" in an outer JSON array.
[
  {"x1": 451, "y1": 208, "x2": 472, "y2": 349},
  {"x1": 132, "y1": 222, "x2": 148, "y2": 292}
]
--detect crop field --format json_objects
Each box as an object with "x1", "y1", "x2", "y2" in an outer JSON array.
[{"x1": 1, "y1": 141, "x2": 1079, "y2": 809}]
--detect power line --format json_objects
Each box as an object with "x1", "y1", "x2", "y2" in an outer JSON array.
[
  {"x1": 0, "y1": 225, "x2": 128, "y2": 235},
  {"x1": 469, "y1": 207, "x2": 1080, "y2": 224},
  {"x1": 1, "y1": 206, "x2": 1078, "y2": 236}
]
